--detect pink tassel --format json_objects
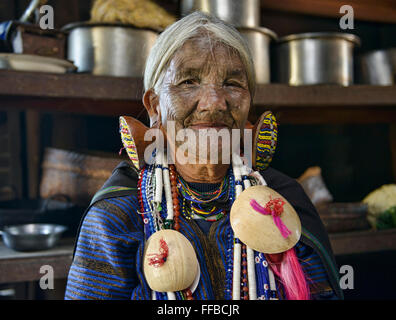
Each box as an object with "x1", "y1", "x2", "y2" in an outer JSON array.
[
  {"x1": 251, "y1": 198, "x2": 310, "y2": 299},
  {"x1": 250, "y1": 198, "x2": 291, "y2": 238},
  {"x1": 267, "y1": 248, "x2": 310, "y2": 300},
  {"x1": 273, "y1": 216, "x2": 292, "y2": 238}
]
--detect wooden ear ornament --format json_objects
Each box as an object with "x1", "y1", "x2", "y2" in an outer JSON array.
[
  {"x1": 143, "y1": 229, "x2": 199, "y2": 292},
  {"x1": 230, "y1": 185, "x2": 301, "y2": 254},
  {"x1": 119, "y1": 116, "x2": 152, "y2": 170},
  {"x1": 252, "y1": 111, "x2": 278, "y2": 171}
]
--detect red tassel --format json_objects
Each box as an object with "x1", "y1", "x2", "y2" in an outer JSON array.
[
  {"x1": 265, "y1": 196, "x2": 285, "y2": 217},
  {"x1": 147, "y1": 238, "x2": 169, "y2": 268}
]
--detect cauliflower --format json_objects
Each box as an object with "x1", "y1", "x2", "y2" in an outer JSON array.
[{"x1": 363, "y1": 184, "x2": 396, "y2": 228}]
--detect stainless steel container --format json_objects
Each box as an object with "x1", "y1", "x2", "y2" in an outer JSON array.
[
  {"x1": 238, "y1": 27, "x2": 277, "y2": 84},
  {"x1": 63, "y1": 22, "x2": 158, "y2": 77},
  {"x1": 276, "y1": 32, "x2": 361, "y2": 86},
  {"x1": 180, "y1": 0, "x2": 260, "y2": 27},
  {"x1": 0, "y1": 224, "x2": 67, "y2": 252},
  {"x1": 359, "y1": 48, "x2": 396, "y2": 85}
]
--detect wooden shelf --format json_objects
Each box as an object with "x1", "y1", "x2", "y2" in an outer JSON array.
[
  {"x1": 329, "y1": 229, "x2": 396, "y2": 256},
  {"x1": 260, "y1": 0, "x2": 396, "y2": 24},
  {"x1": 1, "y1": 70, "x2": 396, "y2": 123},
  {"x1": 0, "y1": 70, "x2": 144, "y2": 101},
  {"x1": 0, "y1": 238, "x2": 73, "y2": 284},
  {"x1": 253, "y1": 84, "x2": 396, "y2": 124},
  {"x1": 0, "y1": 70, "x2": 146, "y2": 118}
]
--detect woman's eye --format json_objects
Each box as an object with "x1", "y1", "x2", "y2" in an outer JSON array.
[
  {"x1": 224, "y1": 81, "x2": 241, "y2": 88},
  {"x1": 180, "y1": 79, "x2": 197, "y2": 85}
]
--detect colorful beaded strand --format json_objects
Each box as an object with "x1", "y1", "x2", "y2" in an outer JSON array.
[
  {"x1": 255, "y1": 252, "x2": 271, "y2": 300},
  {"x1": 140, "y1": 165, "x2": 156, "y2": 236},
  {"x1": 225, "y1": 225, "x2": 234, "y2": 300},
  {"x1": 169, "y1": 164, "x2": 180, "y2": 231},
  {"x1": 168, "y1": 163, "x2": 194, "y2": 300},
  {"x1": 241, "y1": 244, "x2": 249, "y2": 300},
  {"x1": 138, "y1": 165, "x2": 160, "y2": 300},
  {"x1": 224, "y1": 170, "x2": 235, "y2": 300},
  {"x1": 237, "y1": 154, "x2": 258, "y2": 300}
]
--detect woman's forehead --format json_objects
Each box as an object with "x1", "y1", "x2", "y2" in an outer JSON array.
[{"x1": 170, "y1": 38, "x2": 245, "y2": 74}]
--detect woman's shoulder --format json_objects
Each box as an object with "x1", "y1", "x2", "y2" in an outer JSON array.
[
  {"x1": 259, "y1": 167, "x2": 308, "y2": 198},
  {"x1": 258, "y1": 167, "x2": 323, "y2": 229},
  {"x1": 84, "y1": 194, "x2": 144, "y2": 234}
]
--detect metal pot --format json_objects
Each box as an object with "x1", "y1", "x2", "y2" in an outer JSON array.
[
  {"x1": 238, "y1": 27, "x2": 277, "y2": 84},
  {"x1": 62, "y1": 22, "x2": 158, "y2": 77},
  {"x1": 0, "y1": 194, "x2": 82, "y2": 237},
  {"x1": 359, "y1": 48, "x2": 396, "y2": 85},
  {"x1": 180, "y1": 0, "x2": 260, "y2": 27},
  {"x1": 0, "y1": 223, "x2": 67, "y2": 252},
  {"x1": 276, "y1": 32, "x2": 361, "y2": 86}
]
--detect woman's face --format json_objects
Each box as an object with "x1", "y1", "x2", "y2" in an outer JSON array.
[{"x1": 155, "y1": 36, "x2": 252, "y2": 163}]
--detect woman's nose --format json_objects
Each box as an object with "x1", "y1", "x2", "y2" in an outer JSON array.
[{"x1": 196, "y1": 85, "x2": 227, "y2": 112}]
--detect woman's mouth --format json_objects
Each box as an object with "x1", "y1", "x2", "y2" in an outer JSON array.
[{"x1": 187, "y1": 122, "x2": 231, "y2": 130}]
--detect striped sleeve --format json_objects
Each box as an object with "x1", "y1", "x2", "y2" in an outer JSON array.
[
  {"x1": 65, "y1": 195, "x2": 144, "y2": 300},
  {"x1": 295, "y1": 241, "x2": 339, "y2": 300}
]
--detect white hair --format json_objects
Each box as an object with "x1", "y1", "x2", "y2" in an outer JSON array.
[{"x1": 143, "y1": 11, "x2": 256, "y2": 97}]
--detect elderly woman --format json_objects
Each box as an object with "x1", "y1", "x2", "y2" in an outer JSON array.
[{"x1": 65, "y1": 12, "x2": 342, "y2": 300}]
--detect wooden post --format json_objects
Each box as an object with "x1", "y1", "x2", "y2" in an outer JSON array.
[
  {"x1": 25, "y1": 110, "x2": 41, "y2": 199},
  {"x1": 6, "y1": 111, "x2": 23, "y2": 199}
]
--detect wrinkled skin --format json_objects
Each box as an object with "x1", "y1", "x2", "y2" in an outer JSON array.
[{"x1": 143, "y1": 35, "x2": 252, "y2": 183}]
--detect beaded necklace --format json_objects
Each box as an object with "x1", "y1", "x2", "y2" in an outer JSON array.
[
  {"x1": 178, "y1": 174, "x2": 228, "y2": 203},
  {"x1": 138, "y1": 151, "x2": 279, "y2": 300},
  {"x1": 178, "y1": 169, "x2": 233, "y2": 221}
]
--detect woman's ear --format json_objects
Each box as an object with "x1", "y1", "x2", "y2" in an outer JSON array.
[{"x1": 143, "y1": 89, "x2": 160, "y2": 126}]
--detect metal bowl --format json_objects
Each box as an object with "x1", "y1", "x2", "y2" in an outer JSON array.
[
  {"x1": 238, "y1": 26, "x2": 277, "y2": 84},
  {"x1": 0, "y1": 223, "x2": 67, "y2": 252},
  {"x1": 359, "y1": 48, "x2": 396, "y2": 85},
  {"x1": 62, "y1": 22, "x2": 158, "y2": 77},
  {"x1": 180, "y1": 0, "x2": 260, "y2": 28},
  {"x1": 276, "y1": 32, "x2": 361, "y2": 86}
]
